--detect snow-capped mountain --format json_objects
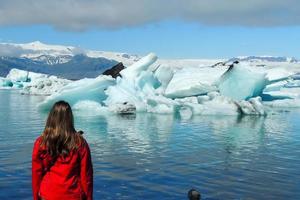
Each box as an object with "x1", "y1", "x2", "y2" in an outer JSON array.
[
  {"x1": 31, "y1": 55, "x2": 73, "y2": 65},
  {"x1": 0, "y1": 41, "x2": 299, "y2": 79},
  {"x1": 0, "y1": 41, "x2": 140, "y2": 79},
  {"x1": 228, "y1": 56, "x2": 299, "y2": 63},
  {"x1": 0, "y1": 41, "x2": 139, "y2": 66}
]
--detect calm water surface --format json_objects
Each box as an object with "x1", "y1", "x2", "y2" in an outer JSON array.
[{"x1": 0, "y1": 90, "x2": 300, "y2": 199}]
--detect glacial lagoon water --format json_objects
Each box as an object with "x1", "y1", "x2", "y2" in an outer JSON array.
[{"x1": 0, "y1": 89, "x2": 300, "y2": 199}]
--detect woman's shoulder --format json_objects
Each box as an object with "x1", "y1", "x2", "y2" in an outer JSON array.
[
  {"x1": 33, "y1": 135, "x2": 43, "y2": 147},
  {"x1": 32, "y1": 135, "x2": 45, "y2": 155}
]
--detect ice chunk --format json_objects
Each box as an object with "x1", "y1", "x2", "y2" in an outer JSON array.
[
  {"x1": 3, "y1": 68, "x2": 65, "y2": 92},
  {"x1": 266, "y1": 68, "x2": 294, "y2": 83},
  {"x1": 176, "y1": 93, "x2": 265, "y2": 116},
  {"x1": 262, "y1": 78, "x2": 300, "y2": 101},
  {"x1": 176, "y1": 94, "x2": 240, "y2": 116},
  {"x1": 73, "y1": 100, "x2": 110, "y2": 115},
  {"x1": 146, "y1": 95, "x2": 179, "y2": 114},
  {"x1": 218, "y1": 63, "x2": 268, "y2": 100},
  {"x1": 153, "y1": 65, "x2": 174, "y2": 94},
  {"x1": 136, "y1": 71, "x2": 161, "y2": 93},
  {"x1": 0, "y1": 78, "x2": 13, "y2": 87},
  {"x1": 38, "y1": 75, "x2": 115, "y2": 111},
  {"x1": 263, "y1": 99, "x2": 300, "y2": 108},
  {"x1": 238, "y1": 97, "x2": 266, "y2": 115},
  {"x1": 263, "y1": 80, "x2": 288, "y2": 93},
  {"x1": 21, "y1": 76, "x2": 71, "y2": 95},
  {"x1": 120, "y1": 53, "x2": 157, "y2": 80},
  {"x1": 6, "y1": 68, "x2": 30, "y2": 82},
  {"x1": 197, "y1": 95, "x2": 240, "y2": 115},
  {"x1": 263, "y1": 87, "x2": 300, "y2": 100},
  {"x1": 6, "y1": 68, "x2": 48, "y2": 83},
  {"x1": 105, "y1": 53, "x2": 159, "y2": 113},
  {"x1": 285, "y1": 80, "x2": 300, "y2": 88},
  {"x1": 104, "y1": 77, "x2": 146, "y2": 113},
  {"x1": 164, "y1": 67, "x2": 224, "y2": 98}
]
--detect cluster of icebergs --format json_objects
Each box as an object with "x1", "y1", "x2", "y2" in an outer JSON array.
[
  {"x1": 0, "y1": 69, "x2": 70, "y2": 95},
  {"x1": 30, "y1": 53, "x2": 300, "y2": 117}
]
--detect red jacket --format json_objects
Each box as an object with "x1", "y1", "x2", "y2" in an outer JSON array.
[{"x1": 32, "y1": 136, "x2": 93, "y2": 200}]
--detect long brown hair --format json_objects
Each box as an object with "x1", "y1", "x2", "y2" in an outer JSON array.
[{"x1": 41, "y1": 101, "x2": 83, "y2": 158}]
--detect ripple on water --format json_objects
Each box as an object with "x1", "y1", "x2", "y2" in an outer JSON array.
[{"x1": 0, "y1": 90, "x2": 300, "y2": 199}]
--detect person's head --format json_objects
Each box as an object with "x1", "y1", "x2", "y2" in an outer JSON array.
[
  {"x1": 41, "y1": 101, "x2": 82, "y2": 157},
  {"x1": 188, "y1": 189, "x2": 201, "y2": 200}
]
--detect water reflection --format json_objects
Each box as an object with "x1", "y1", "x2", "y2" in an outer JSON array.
[
  {"x1": 1, "y1": 89, "x2": 300, "y2": 199},
  {"x1": 73, "y1": 111, "x2": 300, "y2": 199},
  {"x1": 75, "y1": 113, "x2": 174, "y2": 154}
]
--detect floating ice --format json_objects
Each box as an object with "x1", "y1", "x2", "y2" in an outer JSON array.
[
  {"x1": 73, "y1": 100, "x2": 110, "y2": 115},
  {"x1": 263, "y1": 99, "x2": 300, "y2": 108},
  {"x1": 164, "y1": 67, "x2": 225, "y2": 98},
  {"x1": 0, "y1": 78, "x2": 13, "y2": 87},
  {"x1": 6, "y1": 68, "x2": 30, "y2": 82},
  {"x1": 105, "y1": 53, "x2": 159, "y2": 113},
  {"x1": 21, "y1": 76, "x2": 71, "y2": 95},
  {"x1": 120, "y1": 53, "x2": 157, "y2": 80},
  {"x1": 1, "y1": 68, "x2": 69, "y2": 94},
  {"x1": 33, "y1": 53, "x2": 299, "y2": 116},
  {"x1": 153, "y1": 65, "x2": 174, "y2": 94},
  {"x1": 218, "y1": 63, "x2": 268, "y2": 101},
  {"x1": 265, "y1": 68, "x2": 294, "y2": 83},
  {"x1": 38, "y1": 75, "x2": 115, "y2": 111},
  {"x1": 174, "y1": 93, "x2": 236, "y2": 116},
  {"x1": 238, "y1": 97, "x2": 266, "y2": 115},
  {"x1": 146, "y1": 95, "x2": 179, "y2": 114}
]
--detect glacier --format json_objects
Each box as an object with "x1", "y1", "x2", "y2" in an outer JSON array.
[{"x1": 2, "y1": 53, "x2": 299, "y2": 116}]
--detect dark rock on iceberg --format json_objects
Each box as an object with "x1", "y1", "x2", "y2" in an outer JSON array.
[{"x1": 102, "y1": 62, "x2": 125, "y2": 78}]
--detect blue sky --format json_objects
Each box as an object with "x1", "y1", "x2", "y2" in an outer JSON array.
[{"x1": 0, "y1": 0, "x2": 299, "y2": 59}]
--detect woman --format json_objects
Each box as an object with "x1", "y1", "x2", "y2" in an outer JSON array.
[{"x1": 32, "y1": 101, "x2": 93, "y2": 200}]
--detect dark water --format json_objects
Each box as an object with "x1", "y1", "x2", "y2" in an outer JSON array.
[{"x1": 0, "y1": 90, "x2": 300, "y2": 199}]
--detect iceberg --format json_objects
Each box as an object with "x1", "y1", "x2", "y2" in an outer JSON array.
[
  {"x1": 119, "y1": 53, "x2": 157, "y2": 80},
  {"x1": 180, "y1": 96, "x2": 240, "y2": 116},
  {"x1": 3, "y1": 68, "x2": 70, "y2": 95},
  {"x1": 0, "y1": 77, "x2": 13, "y2": 87},
  {"x1": 153, "y1": 65, "x2": 174, "y2": 94},
  {"x1": 218, "y1": 63, "x2": 268, "y2": 101},
  {"x1": 35, "y1": 53, "x2": 299, "y2": 116},
  {"x1": 6, "y1": 68, "x2": 30, "y2": 82},
  {"x1": 73, "y1": 100, "x2": 110, "y2": 115},
  {"x1": 238, "y1": 97, "x2": 266, "y2": 115},
  {"x1": 21, "y1": 76, "x2": 71, "y2": 95},
  {"x1": 164, "y1": 67, "x2": 225, "y2": 98},
  {"x1": 265, "y1": 68, "x2": 294, "y2": 83},
  {"x1": 104, "y1": 53, "x2": 159, "y2": 113},
  {"x1": 263, "y1": 99, "x2": 300, "y2": 108},
  {"x1": 38, "y1": 75, "x2": 115, "y2": 111}
]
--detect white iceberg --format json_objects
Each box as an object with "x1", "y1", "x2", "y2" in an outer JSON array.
[
  {"x1": 38, "y1": 75, "x2": 115, "y2": 111},
  {"x1": 32, "y1": 53, "x2": 299, "y2": 116},
  {"x1": 164, "y1": 67, "x2": 225, "y2": 98},
  {"x1": 238, "y1": 97, "x2": 266, "y2": 115},
  {"x1": 4, "y1": 68, "x2": 70, "y2": 95},
  {"x1": 153, "y1": 65, "x2": 174, "y2": 94},
  {"x1": 73, "y1": 100, "x2": 110, "y2": 115},
  {"x1": 21, "y1": 76, "x2": 71, "y2": 95},
  {"x1": 218, "y1": 63, "x2": 268, "y2": 101},
  {"x1": 104, "y1": 53, "x2": 159, "y2": 113},
  {"x1": 6, "y1": 68, "x2": 30, "y2": 82}
]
